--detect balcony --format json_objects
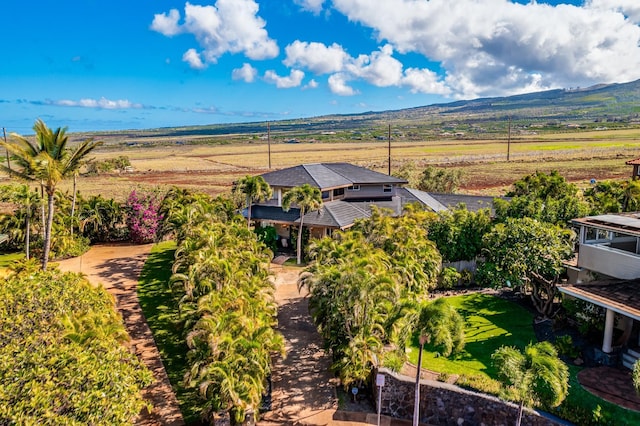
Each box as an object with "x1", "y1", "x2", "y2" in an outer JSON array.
[{"x1": 577, "y1": 243, "x2": 640, "y2": 280}]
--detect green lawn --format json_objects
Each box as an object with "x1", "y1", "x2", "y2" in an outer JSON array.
[
  {"x1": 137, "y1": 241, "x2": 204, "y2": 424},
  {"x1": 407, "y1": 293, "x2": 640, "y2": 425},
  {"x1": 407, "y1": 293, "x2": 536, "y2": 378}
]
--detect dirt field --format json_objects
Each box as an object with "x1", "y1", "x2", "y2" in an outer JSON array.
[{"x1": 8, "y1": 134, "x2": 629, "y2": 202}]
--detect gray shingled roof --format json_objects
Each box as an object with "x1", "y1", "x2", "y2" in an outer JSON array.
[
  {"x1": 300, "y1": 201, "x2": 371, "y2": 229},
  {"x1": 0, "y1": 234, "x2": 7, "y2": 244},
  {"x1": 399, "y1": 188, "x2": 448, "y2": 212},
  {"x1": 260, "y1": 163, "x2": 407, "y2": 190}
]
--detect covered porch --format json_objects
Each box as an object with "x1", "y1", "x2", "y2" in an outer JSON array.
[{"x1": 559, "y1": 279, "x2": 640, "y2": 357}]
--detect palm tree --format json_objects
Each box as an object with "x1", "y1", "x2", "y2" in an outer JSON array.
[
  {"x1": 282, "y1": 183, "x2": 322, "y2": 264},
  {"x1": 412, "y1": 298, "x2": 465, "y2": 426},
  {"x1": 491, "y1": 341, "x2": 569, "y2": 426},
  {"x1": 0, "y1": 183, "x2": 40, "y2": 259},
  {"x1": 0, "y1": 119, "x2": 102, "y2": 269},
  {"x1": 232, "y1": 175, "x2": 272, "y2": 229}
]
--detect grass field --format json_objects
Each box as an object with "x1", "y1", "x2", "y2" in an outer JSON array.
[
  {"x1": 406, "y1": 293, "x2": 640, "y2": 425},
  {"x1": 2, "y1": 127, "x2": 638, "y2": 200}
]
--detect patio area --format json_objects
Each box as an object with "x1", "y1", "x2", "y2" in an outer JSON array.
[{"x1": 578, "y1": 366, "x2": 640, "y2": 411}]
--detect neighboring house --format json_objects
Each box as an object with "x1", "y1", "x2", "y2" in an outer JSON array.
[
  {"x1": 626, "y1": 157, "x2": 640, "y2": 178},
  {"x1": 560, "y1": 213, "x2": 640, "y2": 368},
  {"x1": 248, "y1": 162, "x2": 496, "y2": 248}
]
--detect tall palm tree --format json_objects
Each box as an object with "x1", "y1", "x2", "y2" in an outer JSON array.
[
  {"x1": 491, "y1": 341, "x2": 569, "y2": 426},
  {"x1": 412, "y1": 298, "x2": 465, "y2": 426},
  {"x1": 282, "y1": 183, "x2": 322, "y2": 264},
  {"x1": 0, "y1": 119, "x2": 102, "y2": 269},
  {"x1": 232, "y1": 175, "x2": 272, "y2": 229}
]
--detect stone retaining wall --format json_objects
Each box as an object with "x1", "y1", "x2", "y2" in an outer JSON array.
[{"x1": 374, "y1": 368, "x2": 566, "y2": 426}]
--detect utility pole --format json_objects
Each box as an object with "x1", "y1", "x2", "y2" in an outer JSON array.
[
  {"x1": 267, "y1": 121, "x2": 271, "y2": 170},
  {"x1": 507, "y1": 116, "x2": 511, "y2": 162},
  {"x1": 2, "y1": 127, "x2": 10, "y2": 172},
  {"x1": 387, "y1": 124, "x2": 391, "y2": 176}
]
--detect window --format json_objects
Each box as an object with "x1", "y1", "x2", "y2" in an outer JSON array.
[
  {"x1": 383, "y1": 184, "x2": 393, "y2": 193},
  {"x1": 347, "y1": 185, "x2": 361, "y2": 191},
  {"x1": 322, "y1": 191, "x2": 330, "y2": 199},
  {"x1": 333, "y1": 188, "x2": 345, "y2": 197}
]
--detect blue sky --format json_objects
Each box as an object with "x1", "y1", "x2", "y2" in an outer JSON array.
[{"x1": 2, "y1": 0, "x2": 640, "y2": 132}]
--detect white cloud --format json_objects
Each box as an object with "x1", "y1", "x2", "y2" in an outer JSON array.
[
  {"x1": 587, "y1": 0, "x2": 640, "y2": 24},
  {"x1": 53, "y1": 97, "x2": 142, "y2": 109},
  {"x1": 152, "y1": 0, "x2": 279, "y2": 69},
  {"x1": 303, "y1": 79, "x2": 319, "y2": 89},
  {"x1": 328, "y1": 73, "x2": 357, "y2": 96},
  {"x1": 330, "y1": 0, "x2": 640, "y2": 98},
  {"x1": 150, "y1": 9, "x2": 182, "y2": 36},
  {"x1": 293, "y1": 0, "x2": 326, "y2": 14},
  {"x1": 232, "y1": 63, "x2": 258, "y2": 82},
  {"x1": 402, "y1": 68, "x2": 451, "y2": 95},
  {"x1": 264, "y1": 69, "x2": 305, "y2": 88},
  {"x1": 284, "y1": 41, "x2": 349, "y2": 74},
  {"x1": 182, "y1": 48, "x2": 206, "y2": 69},
  {"x1": 347, "y1": 44, "x2": 403, "y2": 87}
]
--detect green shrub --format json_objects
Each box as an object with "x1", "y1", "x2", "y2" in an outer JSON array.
[
  {"x1": 254, "y1": 225, "x2": 278, "y2": 253},
  {"x1": 381, "y1": 350, "x2": 406, "y2": 372},
  {"x1": 455, "y1": 374, "x2": 502, "y2": 396},
  {"x1": 554, "y1": 335, "x2": 580, "y2": 359},
  {"x1": 438, "y1": 266, "x2": 461, "y2": 289},
  {"x1": 0, "y1": 262, "x2": 152, "y2": 424}
]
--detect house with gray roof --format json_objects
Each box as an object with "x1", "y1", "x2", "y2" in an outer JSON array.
[{"x1": 248, "y1": 163, "x2": 497, "y2": 248}]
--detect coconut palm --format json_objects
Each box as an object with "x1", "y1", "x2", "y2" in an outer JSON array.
[
  {"x1": 0, "y1": 183, "x2": 40, "y2": 259},
  {"x1": 282, "y1": 183, "x2": 322, "y2": 264},
  {"x1": 232, "y1": 175, "x2": 272, "y2": 229},
  {"x1": 412, "y1": 298, "x2": 465, "y2": 426},
  {"x1": 491, "y1": 341, "x2": 569, "y2": 426},
  {"x1": 0, "y1": 119, "x2": 102, "y2": 269}
]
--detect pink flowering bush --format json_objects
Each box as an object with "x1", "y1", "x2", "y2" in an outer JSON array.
[{"x1": 125, "y1": 190, "x2": 163, "y2": 244}]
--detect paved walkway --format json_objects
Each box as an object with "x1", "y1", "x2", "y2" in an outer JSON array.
[
  {"x1": 578, "y1": 366, "x2": 640, "y2": 412},
  {"x1": 56, "y1": 243, "x2": 184, "y2": 426}
]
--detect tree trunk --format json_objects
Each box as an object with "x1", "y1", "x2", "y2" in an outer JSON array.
[
  {"x1": 296, "y1": 208, "x2": 305, "y2": 265},
  {"x1": 25, "y1": 206, "x2": 30, "y2": 260},
  {"x1": 42, "y1": 192, "x2": 54, "y2": 271},
  {"x1": 413, "y1": 342, "x2": 424, "y2": 426},
  {"x1": 516, "y1": 399, "x2": 524, "y2": 426},
  {"x1": 70, "y1": 173, "x2": 77, "y2": 236}
]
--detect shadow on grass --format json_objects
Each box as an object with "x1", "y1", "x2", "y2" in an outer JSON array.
[
  {"x1": 410, "y1": 293, "x2": 536, "y2": 377},
  {"x1": 138, "y1": 241, "x2": 205, "y2": 425}
]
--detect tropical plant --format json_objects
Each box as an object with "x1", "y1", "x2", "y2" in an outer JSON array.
[
  {"x1": 492, "y1": 341, "x2": 569, "y2": 426},
  {"x1": 0, "y1": 183, "x2": 40, "y2": 258},
  {"x1": 163, "y1": 193, "x2": 284, "y2": 424},
  {"x1": 585, "y1": 178, "x2": 640, "y2": 214},
  {"x1": 0, "y1": 119, "x2": 102, "y2": 269},
  {"x1": 494, "y1": 170, "x2": 590, "y2": 227},
  {"x1": 427, "y1": 207, "x2": 492, "y2": 262},
  {"x1": 478, "y1": 217, "x2": 575, "y2": 317},
  {"x1": 411, "y1": 298, "x2": 465, "y2": 426},
  {"x1": 77, "y1": 194, "x2": 126, "y2": 242},
  {"x1": 0, "y1": 262, "x2": 152, "y2": 424},
  {"x1": 125, "y1": 189, "x2": 163, "y2": 244},
  {"x1": 415, "y1": 165, "x2": 464, "y2": 193},
  {"x1": 282, "y1": 183, "x2": 322, "y2": 264},
  {"x1": 232, "y1": 175, "x2": 272, "y2": 229}
]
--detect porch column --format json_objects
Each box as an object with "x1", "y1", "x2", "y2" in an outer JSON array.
[{"x1": 602, "y1": 309, "x2": 615, "y2": 353}]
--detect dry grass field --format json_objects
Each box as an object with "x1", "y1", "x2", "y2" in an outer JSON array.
[{"x1": 2, "y1": 129, "x2": 639, "y2": 200}]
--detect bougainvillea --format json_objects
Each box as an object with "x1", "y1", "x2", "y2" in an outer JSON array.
[{"x1": 125, "y1": 190, "x2": 163, "y2": 244}]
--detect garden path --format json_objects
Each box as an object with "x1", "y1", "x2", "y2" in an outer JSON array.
[{"x1": 56, "y1": 243, "x2": 184, "y2": 426}]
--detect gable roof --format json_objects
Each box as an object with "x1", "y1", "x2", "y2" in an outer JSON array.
[
  {"x1": 427, "y1": 193, "x2": 498, "y2": 214},
  {"x1": 260, "y1": 163, "x2": 407, "y2": 190}
]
